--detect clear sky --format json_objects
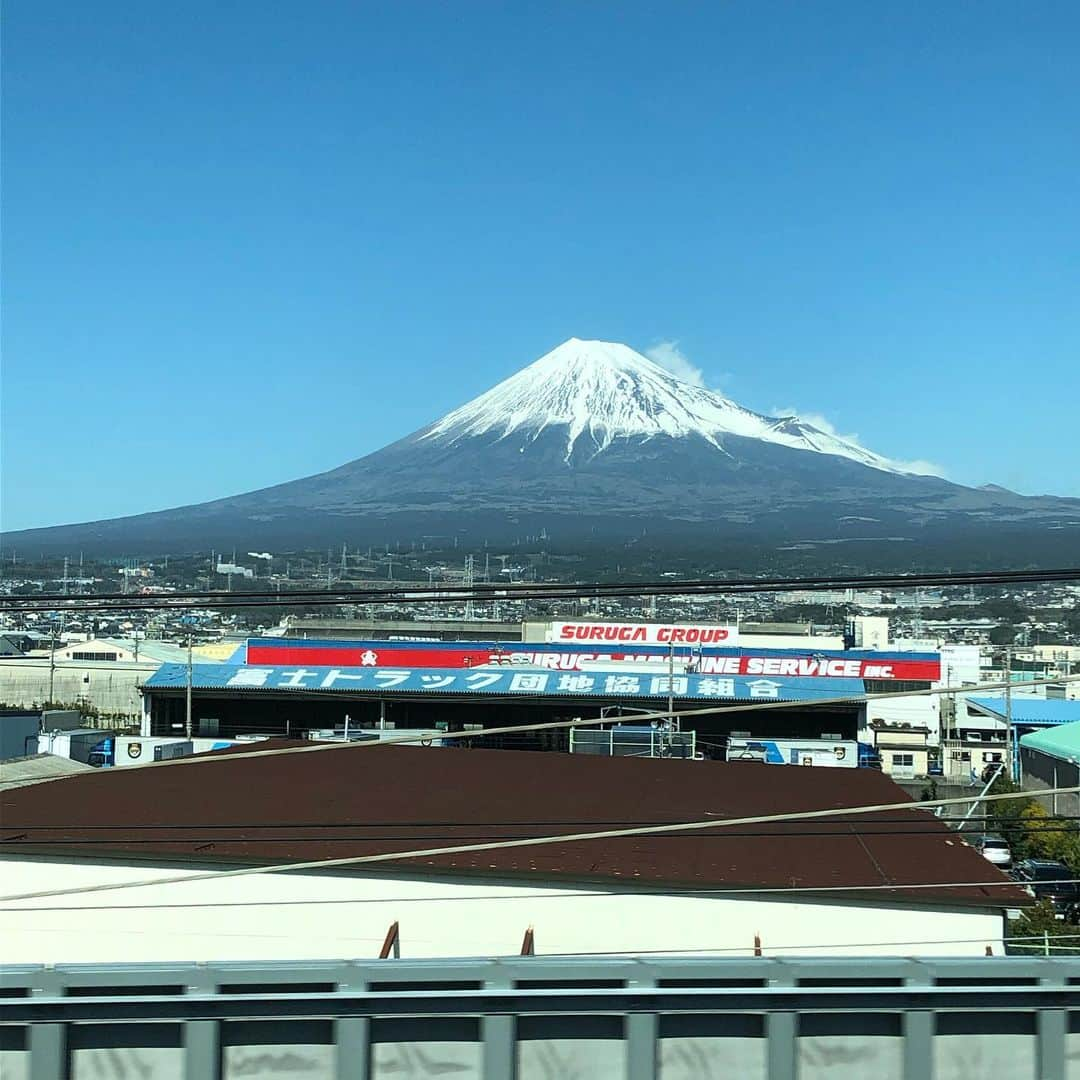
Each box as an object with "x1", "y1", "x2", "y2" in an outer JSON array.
[{"x1": 3, "y1": 1, "x2": 1078, "y2": 531}]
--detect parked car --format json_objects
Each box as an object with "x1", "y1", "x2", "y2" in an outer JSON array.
[
  {"x1": 1010, "y1": 860, "x2": 1080, "y2": 920},
  {"x1": 970, "y1": 833, "x2": 1012, "y2": 869}
]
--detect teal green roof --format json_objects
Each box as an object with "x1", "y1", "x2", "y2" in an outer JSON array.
[{"x1": 1019, "y1": 720, "x2": 1080, "y2": 764}]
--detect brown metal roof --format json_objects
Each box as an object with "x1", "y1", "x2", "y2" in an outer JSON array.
[{"x1": 0, "y1": 743, "x2": 1025, "y2": 908}]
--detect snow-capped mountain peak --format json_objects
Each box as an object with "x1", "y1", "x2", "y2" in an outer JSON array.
[{"x1": 421, "y1": 338, "x2": 910, "y2": 474}]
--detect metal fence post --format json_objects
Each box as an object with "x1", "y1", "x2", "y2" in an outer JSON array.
[
  {"x1": 626, "y1": 971, "x2": 657, "y2": 1080},
  {"x1": 184, "y1": 968, "x2": 219, "y2": 1080},
  {"x1": 336, "y1": 963, "x2": 370, "y2": 1080},
  {"x1": 766, "y1": 1011, "x2": 797, "y2": 1080},
  {"x1": 183, "y1": 1021, "x2": 218, "y2": 1080},
  {"x1": 903, "y1": 963, "x2": 933, "y2": 1080},
  {"x1": 482, "y1": 965, "x2": 515, "y2": 1080},
  {"x1": 28, "y1": 1025, "x2": 64, "y2": 1080},
  {"x1": 765, "y1": 965, "x2": 796, "y2": 1080},
  {"x1": 1038, "y1": 967, "x2": 1067, "y2": 1080},
  {"x1": 335, "y1": 1018, "x2": 370, "y2": 1080},
  {"x1": 902, "y1": 1010, "x2": 933, "y2": 1080},
  {"x1": 1038, "y1": 1009, "x2": 1066, "y2": 1080},
  {"x1": 28, "y1": 970, "x2": 63, "y2": 1080}
]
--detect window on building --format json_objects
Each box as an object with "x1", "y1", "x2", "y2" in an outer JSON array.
[
  {"x1": 865, "y1": 680, "x2": 932, "y2": 695},
  {"x1": 70, "y1": 651, "x2": 119, "y2": 662},
  {"x1": 891, "y1": 753, "x2": 914, "y2": 767}
]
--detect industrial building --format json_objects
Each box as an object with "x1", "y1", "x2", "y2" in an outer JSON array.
[
  {"x1": 1020, "y1": 720, "x2": 1080, "y2": 816},
  {"x1": 139, "y1": 635, "x2": 944, "y2": 760},
  {"x1": 0, "y1": 637, "x2": 231, "y2": 723},
  {"x1": 0, "y1": 709, "x2": 85, "y2": 762},
  {"x1": 0, "y1": 741, "x2": 1024, "y2": 963},
  {"x1": 964, "y1": 697, "x2": 1080, "y2": 782}
]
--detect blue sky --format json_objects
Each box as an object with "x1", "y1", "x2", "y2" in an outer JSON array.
[{"x1": 3, "y1": 1, "x2": 1077, "y2": 531}]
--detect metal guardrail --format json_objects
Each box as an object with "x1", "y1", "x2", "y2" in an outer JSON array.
[{"x1": 1, "y1": 955, "x2": 1079, "y2": 1079}]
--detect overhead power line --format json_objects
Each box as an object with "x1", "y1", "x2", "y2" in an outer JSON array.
[
  {"x1": 7, "y1": 827, "x2": 1080, "y2": 846},
  {"x1": 0, "y1": 786, "x2": 1067, "y2": 905},
  {"x1": 6, "y1": 814, "x2": 1071, "y2": 832},
  {"x1": 4, "y1": 565, "x2": 1079, "y2": 613},
  {"x1": 2, "y1": 880, "x2": 1077, "y2": 916}
]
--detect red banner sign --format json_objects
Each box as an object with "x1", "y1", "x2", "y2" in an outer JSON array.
[{"x1": 246, "y1": 643, "x2": 940, "y2": 681}]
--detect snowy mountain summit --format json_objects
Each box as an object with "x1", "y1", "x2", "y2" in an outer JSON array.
[{"x1": 422, "y1": 338, "x2": 908, "y2": 474}]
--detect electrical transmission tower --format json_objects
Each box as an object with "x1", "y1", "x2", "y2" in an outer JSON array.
[{"x1": 463, "y1": 555, "x2": 475, "y2": 621}]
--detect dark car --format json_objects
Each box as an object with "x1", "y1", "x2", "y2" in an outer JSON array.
[{"x1": 1011, "y1": 860, "x2": 1080, "y2": 920}]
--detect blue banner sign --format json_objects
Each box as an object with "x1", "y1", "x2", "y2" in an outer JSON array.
[{"x1": 146, "y1": 664, "x2": 867, "y2": 703}]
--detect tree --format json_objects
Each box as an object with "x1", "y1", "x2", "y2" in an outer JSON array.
[
  {"x1": 1018, "y1": 803, "x2": 1080, "y2": 868},
  {"x1": 976, "y1": 597, "x2": 1029, "y2": 623},
  {"x1": 1008, "y1": 901, "x2": 1080, "y2": 955},
  {"x1": 984, "y1": 775, "x2": 1037, "y2": 858}
]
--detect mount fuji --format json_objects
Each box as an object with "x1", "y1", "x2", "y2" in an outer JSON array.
[{"x1": 6, "y1": 339, "x2": 1079, "y2": 565}]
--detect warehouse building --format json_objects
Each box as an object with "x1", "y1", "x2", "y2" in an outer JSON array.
[
  {"x1": 0, "y1": 709, "x2": 83, "y2": 762},
  {"x1": 139, "y1": 635, "x2": 941, "y2": 758},
  {"x1": 0, "y1": 638, "x2": 230, "y2": 723},
  {"x1": 967, "y1": 697, "x2": 1080, "y2": 782},
  {"x1": 1020, "y1": 720, "x2": 1080, "y2": 817},
  {"x1": 0, "y1": 742, "x2": 1024, "y2": 963}
]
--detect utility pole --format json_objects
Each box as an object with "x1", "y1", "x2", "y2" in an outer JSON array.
[
  {"x1": 48, "y1": 613, "x2": 65, "y2": 705},
  {"x1": 185, "y1": 635, "x2": 193, "y2": 739},
  {"x1": 667, "y1": 640, "x2": 676, "y2": 742},
  {"x1": 48, "y1": 637, "x2": 57, "y2": 706},
  {"x1": 958, "y1": 760, "x2": 1006, "y2": 835},
  {"x1": 1004, "y1": 646, "x2": 1013, "y2": 781}
]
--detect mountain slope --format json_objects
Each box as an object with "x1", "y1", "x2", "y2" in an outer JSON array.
[{"x1": 4, "y1": 338, "x2": 1079, "y2": 563}]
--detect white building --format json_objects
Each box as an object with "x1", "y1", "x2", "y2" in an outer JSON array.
[{"x1": 0, "y1": 743, "x2": 1024, "y2": 963}]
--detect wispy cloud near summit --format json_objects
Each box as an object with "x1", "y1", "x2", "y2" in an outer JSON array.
[
  {"x1": 645, "y1": 341, "x2": 705, "y2": 387},
  {"x1": 773, "y1": 405, "x2": 948, "y2": 478}
]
